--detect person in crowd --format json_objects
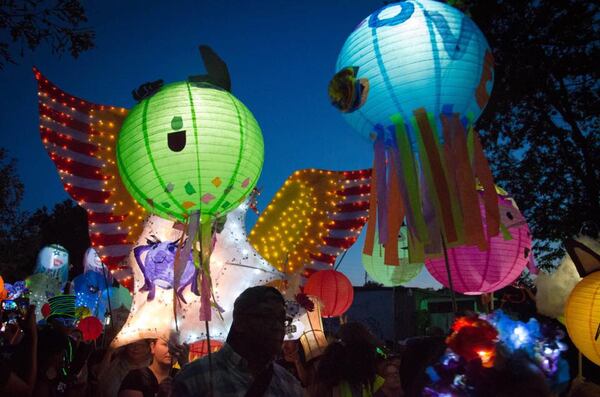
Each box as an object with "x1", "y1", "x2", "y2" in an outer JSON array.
[
  {"x1": 33, "y1": 325, "x2": 71, "y2": 396},
  {"x1": 310, "y1": 322, "x2": 386, "y2": 397},
  {"x1": 569, "y1": 377, "x2": 600, "y2": 397},
  {"x1": 277, "y1": 339, "x2": 308, "y2": 386},
  {"x1": 476, "y1": 351, "x2": 552, "y2": 397},
  {"x1": 374, "y1": 361, "x2": 404, "y2": 397},
  {"x1": 399, "y1": 334, "x2": 446, "y2": 396},
  {"x1": 118, "y1": 337, "x2": 188, "y2": 397},
  {"x1": 0, "y1": 305, "x2": 38, "y2": 396},
  {"x1": 95, "y1": 339, "x2": 152, "y2": 397},
  {"x1": 173, "y1": 286, "x2": 304, "y2": 396}
]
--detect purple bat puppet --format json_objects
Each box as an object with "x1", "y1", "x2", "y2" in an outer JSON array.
[{"x1": 134, "y1": 236, "x2": 199, "y2": 303}]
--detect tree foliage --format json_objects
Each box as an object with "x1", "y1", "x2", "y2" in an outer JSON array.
[
  {"x1": 0, "y1": 149, "x2": 90, "y2": 280},
  {"x1": 464, "y1": 0, "x2": 600, "y2": 268},
  {"x1": 0, "y1": 199, "x2": 90, "y2": 281},
  {"x1": 0, "y1": 148, "x2": 24, "y2": 233},
  {"x1": 0, "y1": 0, "x2": 95, "y2": 70}
]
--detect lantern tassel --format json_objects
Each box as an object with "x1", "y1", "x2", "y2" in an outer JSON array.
[
  {"x1": 384, "y1": 147, "x2": 403, "y2": 266},
  {"x1": 363, "y1": 158, "x2": 378, "y2": 257},
  {"x1": 173, "y1": 213, "x2": 197, "y2": 333},
  {"x1": 364, "y1": 110, "x2": 500, "y2": 264},
  {"x1": 414, "y1": 108, "x2": 458, "y2": 246},
  {"x1": 198, "y1": 220, "x2": 213, "y2": 322},
  {"x1": 441, "y1": 113, "x2": 487, "y2": 251},
  {"x1": 374, "y1": 126, "x2": 389, "y2": 245}
]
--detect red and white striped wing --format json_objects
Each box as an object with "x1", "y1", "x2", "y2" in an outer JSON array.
[
  {"x1": 306, "y1": 169, "x2": 371, "y2": 275},
  {"x1": 35, "y1": 68, "x2": 145, "y2": 289}
]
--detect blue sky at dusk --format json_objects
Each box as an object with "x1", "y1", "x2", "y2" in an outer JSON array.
[{"x1": 0, "y1": 0, "x2": 441, "y2": 288}]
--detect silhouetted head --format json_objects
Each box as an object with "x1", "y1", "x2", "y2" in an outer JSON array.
[{"x1": 228, "y1": 286, "x2": 286, "y2": 361}]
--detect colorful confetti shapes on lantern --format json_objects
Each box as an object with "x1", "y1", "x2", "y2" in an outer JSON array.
[{"x1": 116, "y1": 80, "x2": 264, "y2": 223}]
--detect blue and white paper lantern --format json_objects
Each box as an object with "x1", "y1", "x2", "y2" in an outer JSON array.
[{"x1": 334, "y1": 0, "x2": 494, "y2": 142}]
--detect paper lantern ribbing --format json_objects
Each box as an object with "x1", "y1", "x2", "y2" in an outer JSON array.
[
  {"x1": 332, "y1": 0, "x2": 499, "y2": 263},
  {"x1": 565, "y1": 272, "x2": 600, "y2": 365},
  {"x1": 425, "y1": 194, "x2": 531, "y2": 295},
  {"x1": 362, "y1": 227, "x2": 423, "y2": 286},
  {"x1": 117, "y1": 81, "x2": 264, "y2": 223},
  {"x1": 299, "y1": 296, "x2": 328, "y2": 362},
  {"x1": 334, "y1": 0, "x2": 492, "y2": 140},
  {"x1": 304, "y1": 270, "x2": 353, "y2": 318}
]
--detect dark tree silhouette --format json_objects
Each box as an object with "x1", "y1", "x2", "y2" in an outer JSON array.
[
  {"x1": 26, "y1": 200, "x2": 90, "y2": 278},
  {"x1": 464, "y1": 0, "x2": 600, "y2": 268},
  {"x1": 0, "y1": 0, "x2": 95, "y2": 69},
  {"x1": 0, "y1": 149, "x2": 90, "y2": 283},
  {"x1": 0, "y1": 148, "x2": 24, "y2": 231}
]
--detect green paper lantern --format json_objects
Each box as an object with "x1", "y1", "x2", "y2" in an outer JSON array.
[
  {"x1": 117, "y1": 81, "x2": 264, "y2": 222},
  {"x1": 362, "y1": 227, "x2": 423, "y2": 286}
]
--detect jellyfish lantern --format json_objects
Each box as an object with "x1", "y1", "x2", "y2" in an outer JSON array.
[{"x1": 330, "y1": 0, "x2": 499, "y2": 262}]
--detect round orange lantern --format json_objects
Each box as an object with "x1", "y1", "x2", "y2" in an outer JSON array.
[
  {"x1": 304, "y1": 270, "x2": 354, "y2": 318},
  {"x1": 565, "y1": 272, "x2": 600, "y2": 365},
  {"x1": 564, "y1": 238, "x2": 600, "y2": 365},
  {"x1": 0, "y1": 276, "x2": 6, "y2": 301}
]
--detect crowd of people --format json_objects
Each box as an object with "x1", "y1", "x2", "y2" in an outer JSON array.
[{"x1": 1, "y1": 285, "x2": 599, "y2": 397}]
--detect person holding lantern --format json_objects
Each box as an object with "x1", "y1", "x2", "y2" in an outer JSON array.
[{"x1": 173, "y1": 286, "x2": 303, "y2": 396}]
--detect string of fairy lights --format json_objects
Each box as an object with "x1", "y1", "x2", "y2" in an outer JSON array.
[
  {"x1": 249, "y1": 168, "x2": 371, "y2": 274},
  {"x1": 35, "y1": 68, "x2": 144, "y2": 290},
  {"x1": 35, "y1": 67, "x2": 372, "y2": 292}
]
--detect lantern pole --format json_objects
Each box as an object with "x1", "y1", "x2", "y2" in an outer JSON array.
[
  {"x1": 100, "y1": 263, "x2": 114, "y2": 347},
  {"x1": 205, "y1": 319, "x2": 214, "y2": 397},
  {"x1": 440, "y1": 232, "x2": 458, "y2": 314},
  {"x1": 334, "y1": 249, "x2": 349, "y2": 271},
  {"x1": 197, "y1": 215, "x2": 214, "y2": 397}
]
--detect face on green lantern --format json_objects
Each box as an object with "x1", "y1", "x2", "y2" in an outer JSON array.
[{"x1": 117, "y1": 81, "x2": 264, "y2": 222}]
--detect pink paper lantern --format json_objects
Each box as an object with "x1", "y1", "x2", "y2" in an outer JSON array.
[
  {"x1": 304, "y1": 270, "x2": 354, "y2": 318},
  {"x1": 425, "y1": 195, "x2": 532, "y2": 295}
]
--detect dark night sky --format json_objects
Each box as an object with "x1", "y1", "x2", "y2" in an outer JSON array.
[{"x1": 0, "y1": 0, "x2": 441, "y2": 288}]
